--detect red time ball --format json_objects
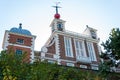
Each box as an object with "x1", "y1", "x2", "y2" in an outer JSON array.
[{"x1": 54, "y1": 13, "x2": 60, "y2": 19}]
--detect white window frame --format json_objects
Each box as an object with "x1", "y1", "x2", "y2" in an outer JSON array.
[
  {"x1": 66, "y1": 63, "x2": 74, "y2": 67},
  {"x1": 91, "y1": 66, "x2": 98, "y2": 70},
  {"x1": 87, "y1": 42, "x2": 97, "y2": 61},
  {"x1": 74, "y1": 39, "x2": 86, "y2": 57},
  {"x1": 80, "y1": 65, "x2": 87, "y2": 69},
  {"x1": 64, "y1": 36, "x2": 73, "y2": 57},
  {"x1": 16, "y1": 38, "x2": 24, "y2": 44},
  {"x1": 48, "y1": 60, "x2": 55, "y2": 64}
]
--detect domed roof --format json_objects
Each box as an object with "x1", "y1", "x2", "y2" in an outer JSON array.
[{"x1": 10, "y1": 23, "x2": 32, "y2": 36}]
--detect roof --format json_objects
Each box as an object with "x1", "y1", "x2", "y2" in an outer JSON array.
[{"x1": 10, "y1": 23, "x2": 32, "y2": 36}]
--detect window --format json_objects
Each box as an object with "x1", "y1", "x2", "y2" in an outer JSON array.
[
  {"x1": 48, "y1": 60, "x2": 55, "y2": 64},
  {"x1": 16, "y1": 49, "x2": 22, "y2": 55},
  {"x1": 87, "y1": 42, "x2": 97, "y2": 61},
  {"x1": 16, "y1": 38, "x2": 24, "y2": 44},
  {"x1": 91, "y1": 66, "x2": 98, "y2": 70},
  {"x1": 64, "y1": 37, "x2": 73, "y2": 57},
  {"x1": 91, "y1": 30, "x2": 96, "y2": 39},
  {"x1": 74, "y1": 40, "x2": 86, "y2": 57},
  {"x1": 66, "y1": 63, "x2": 74, "y2": 67},
  {"x1": 80, "y1": 65, "x2": 87, "y2": 69}
]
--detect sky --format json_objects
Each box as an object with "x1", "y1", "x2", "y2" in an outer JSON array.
[{"x1": 0, "y1": 0, "x2": 120, "y2": 51}]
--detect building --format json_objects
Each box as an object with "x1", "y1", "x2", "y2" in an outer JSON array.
[
  {"x1": 2, "y1": 5, "x2": 101, "y2": 70},
  {"x1": 39, "y1": 5, "x2": 101, "y2": 70},
  {"x1": 2, "y1": 23, "x2": 36, "y2": 63}
]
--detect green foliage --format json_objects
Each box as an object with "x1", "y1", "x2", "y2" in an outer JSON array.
[
  {"x1": 99, "y1": 28, "x2": 120, "y2": 79},
  {"x1": 0, "y1": 50, "x2": 119, "y2": 80},
  {"x1": 101, "y1": 28, "x2": 120, "y2": 64}
]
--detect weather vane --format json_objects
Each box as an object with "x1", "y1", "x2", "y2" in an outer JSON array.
[{"x1": 52, "y1": 2, "x2": 61, "y2": 14}]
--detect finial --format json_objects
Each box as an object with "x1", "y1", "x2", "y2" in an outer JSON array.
[
  {"x1": 53, "y1": 2, "x2": 61, "y2": 14},
  {"x1": 19, "y1": 23, "x2": 22, "y2": 29},
  {"x1": 52, "y1": 2, "x2": 61, "y2": 19}
]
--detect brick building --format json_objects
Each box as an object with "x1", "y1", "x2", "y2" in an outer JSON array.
[
  {"x1": 2, "y1": 23, "x2": 36, "y2": 63},
  {"x1": 2, "y1": 5, "x2": 101, "y2": 70},
  {"x1": 37, "y1": 5, "x2": 101, "y2": 70},
  {"x1": 40, "y1": 16, "x2": 101, "y2": 70}
]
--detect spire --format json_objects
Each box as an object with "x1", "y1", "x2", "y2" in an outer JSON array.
[
  {"x1": 19, "y1": 23, "x2": 22, "y2": 29},
  {"x1": 52, "y1": 2, "x2": 61, "y2": 19}
]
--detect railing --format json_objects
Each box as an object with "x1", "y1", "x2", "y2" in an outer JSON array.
[
  {"x1": 65, "y1": 30, "x2": 91, "y2": 38},
  {"x1": 76, "y1": 56, "x2": 91, "y2": 63}
]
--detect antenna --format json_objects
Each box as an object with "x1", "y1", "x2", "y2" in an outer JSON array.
[{"x1": 52, "y1": 2, "x2": 61, "y2": 14}]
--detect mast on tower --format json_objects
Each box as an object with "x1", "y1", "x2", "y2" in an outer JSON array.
[{"x1": 52, "y1": 2, "x2": 61, "y2": 19}]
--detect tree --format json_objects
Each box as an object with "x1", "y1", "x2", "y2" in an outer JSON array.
[{"x1": 101, "y1": 28, "x2": 120, "y2": 71}]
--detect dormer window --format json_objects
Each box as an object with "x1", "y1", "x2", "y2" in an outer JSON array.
[
  {"x1": 91, "y1": 30, "x2": 96, "y2": 39},
  {"x1": 16, "y1": 38, "x2": 24, "y2": 44}
]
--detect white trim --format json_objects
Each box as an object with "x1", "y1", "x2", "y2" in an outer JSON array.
[
  {"x1": 74, "y1": 39, "x2": 92, "y2": 63},
  {"x1": 41, "y1": 52, "x2": 45, "y2": 57},
  {"x1": 41, "y1": 57, "x2": 57, "y2": 61},
  {"x1": 30, "y1": 37, "x2": 36, "y2": 63},
  {"x1": 64, "y1": 36, "x2": 73, "y2": 57},
  {"x1": 74, "y1": 39, "x2": 87, "y2": 57},
  {"x1": 60, "y1": 59, "x2": 76, "y2": 63},
  {"x1": 66, "y1": 63, "x2": 74, "y2": 67},
  {"x1": 50, "y1": 18, "x2": 66, "y2": 27},
  {"x1": 80, "y1": 65, "x2": 87, "y2": 69},
  {"x1": 48, "y1": 60, "x2": 56, "y2": 64},
  {"x1": 8, "y1": 43, "x2": 31, "y2": 49},
  {"x1": 41, "y1": 56, "x2": 76, "y2": 63},
  {"x1": 91, "y1": 64, "x2": 98, "y2": 66},
  {"x1": 91, "y1": 66, "x2": 99, "y2": 70},
  {"x1": 7, "y1": 30, "x2": 36, "y2": 38},
  {"x1": 2, "y1": 31, "x2": 9, "y2": 50},
  {"x1": 55, "y1": 34, "x2": 61, "y2": 65},
  {"x1": 87, "y1": 42, "x2": 97, "y2": 61},
  {"x1": 54, "y1": 54, "x2": 60, "y2": 59},
  {"x1": 46, "y1": 38, "x2": 55, "y2": 47},
  {"x1": 55, "y1": 34, "x2": 60, "y2": 55},
  {"x1": 54, "y1": 31, "x2": 99, "y2": 43}
]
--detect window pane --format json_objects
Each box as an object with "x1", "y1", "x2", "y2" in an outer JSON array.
[
  {"x1": 87, "y1": 42, "x2": 96, "y2": 61},
  {"x1": 75, "y1": 40, "x2": 86, "y2": 57},
  {"x1": 64, "y1": 37, "x2": 73, "y2": 57},
  {"x1": 16, "y1": 49, "x2": 22, "y2": 55},
  {"x1": 17, "y1": 39, "x2": 24, "y2": 44}
]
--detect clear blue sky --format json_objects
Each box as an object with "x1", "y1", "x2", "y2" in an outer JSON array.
[{"x1": 0, "y1": 0, "x2": 120, "y2": 51}]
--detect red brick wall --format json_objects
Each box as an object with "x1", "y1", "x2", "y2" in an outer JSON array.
[
  {"x1": 58, "y1": 34, "x2": 100, "y2": 67},
  {"x1": 84, "y1": 40, "x2": 89, "y2": 57},
  {"x1": 45, "y1": 54, "x2": 53, "y2": 58},
  {"x1": 7, "y1": 45, "x2": 31, "y2": 62},
  {"x1": 47, "y1": 42, "x2": 56, "y2": 54},
  {"x1": 93, "y1": 43, "x2": 100, "y2": 63},
  {"x1": 8, "y1": 33, "x2": 32, "y2": 46},
  {"x1": 6, "y1": 33, "x2": 33, "y2": 62},
  {"x1": 58, "y1": 35, "x2": 65, "y2": 58},
  {"x1": 71, "y1": 38, "x2": 76, "y2": 59},
  {"x1": 58, "y1": 35, "x2": 76, "y2": 61},
  {"x1": 45, "y1": 34, "x2": 100, "y2": 68}
]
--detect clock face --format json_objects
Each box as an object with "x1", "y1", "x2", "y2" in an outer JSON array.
[
  {"x1": 41, "y1": 47, "x2": 48, "y2": 53},
  {"x1": 57, "y1": 23, "x2": 63, "y2": 31}
]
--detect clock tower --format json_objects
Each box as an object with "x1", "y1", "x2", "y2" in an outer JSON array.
[{"x1": 50, "y1": 2, "x2": 66, "y2": 33}]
